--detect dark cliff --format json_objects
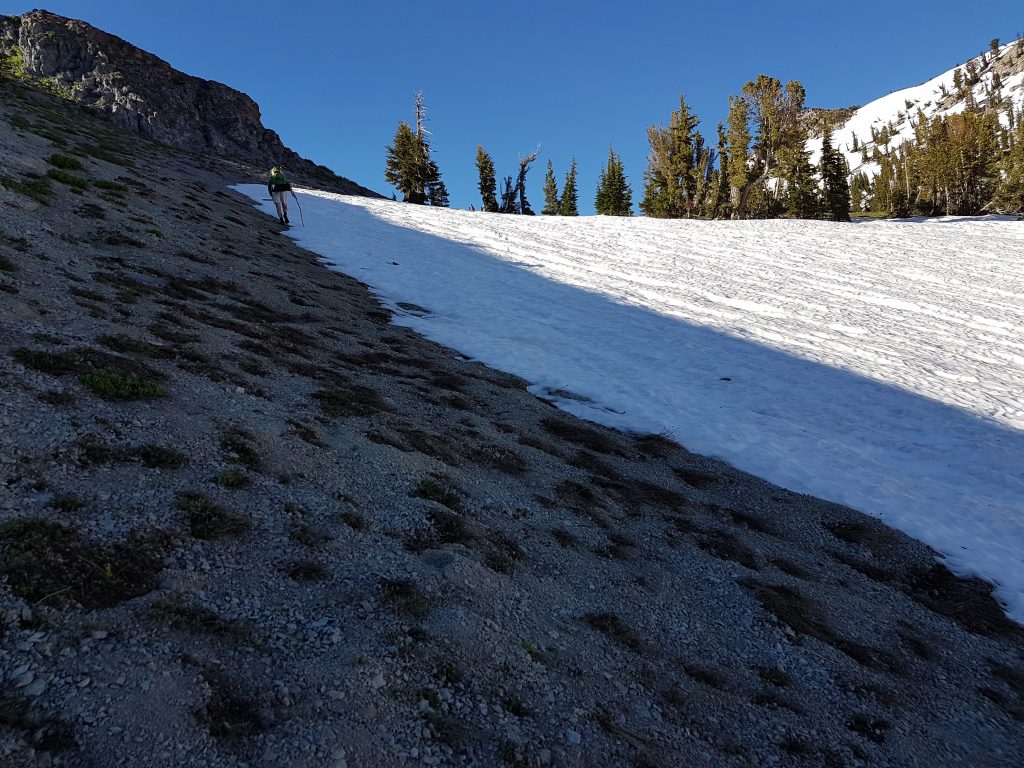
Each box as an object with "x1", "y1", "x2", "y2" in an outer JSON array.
[{"x1": 0, "y1": 9, "x2": 379, "y2": 195}]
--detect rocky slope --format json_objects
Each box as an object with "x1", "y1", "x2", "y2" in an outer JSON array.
[
  {"x1": 1, "y1": 42, "x2": 1024, "y2": 768},
  {"x1": 0, "y1": 9, "x2": 377, "y2": 197}
]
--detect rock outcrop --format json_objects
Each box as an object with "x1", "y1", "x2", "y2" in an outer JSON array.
[{"x1": 0, "y1": 10, "x2": 378, "y2": 195}]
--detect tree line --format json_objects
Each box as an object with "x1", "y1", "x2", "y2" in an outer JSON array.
[{"x1": 385, "y1": 40, "x2": 1023, "y2": 219}]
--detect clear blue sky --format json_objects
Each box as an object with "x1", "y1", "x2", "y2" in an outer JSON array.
[{"x1": 9, "y1": 2, "x2": 1023, "y2": 212}]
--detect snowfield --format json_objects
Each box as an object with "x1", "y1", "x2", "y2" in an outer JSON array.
[{"x1": 237, "y1": 185, "x2": 1024, "y2": 621}]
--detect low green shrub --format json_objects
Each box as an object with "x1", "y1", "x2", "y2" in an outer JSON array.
[
  {"x1": 46, "y1": 168, "x2": 89, "y2": 190},
  {"x1": 79, "y1": 371, "x2": 167, "y2": 400},
  {"x1": 49, "y1": 153, "x2": 84, "y2": 170}
]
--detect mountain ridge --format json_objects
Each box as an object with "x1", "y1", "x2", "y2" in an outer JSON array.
[
  {"x1": 806, "y1": 37, "x2": 1024, "y2": 175},
  {"x1": 0, "y1": 9, "x2": 380, "y2": 196}
]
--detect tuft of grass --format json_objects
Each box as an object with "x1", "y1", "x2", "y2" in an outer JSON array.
[
  {"x1": 540, "y1": 416, "x2": 624, "y2": 455},
  {"x1": 197, "y1": 670, "x2": 265, "y2": 740},
  {"x1": 289, "y1": 524, "x2": 331, "y2": 547},
  {"x1": 697, "y1": 529, "x2": 759, "y2": 570},
  {"x1": 339, "y1": 510, "x2": 368, "y2": 531},
  {"x1": 0, "y1": 518, "x2": 164, "y2": 608},
  {"x1": 411, "y1": 478, "x2": 462, "y2": 511},
  {"x1": 77, "y1": 439, "x2": 186, "y2": 469},
  {"x1": 9, "y1": 114, "x2": 32, "y2": 130},
  {"x1": 134, "y1": 444, "x2": 187, "y2": 468},
  {"x1": 582, "y1": 611, "x2": 644, "y2": 652},
  {"x1": 380, "y1": 577, "x2": 434, "y2": 619},
  {"x1": 502, "y1": 696, "x2": 532, "y2": 718},
  {"x1": 145, "y1": 228, "x2": 164, "y2": 239},
  {"x1": 283, "y1": 560, "x2": 329, "y2": 582},
  {"x1": 75, "y1": 202, "x2": 106, "y2": 219},
  {"x1": 81, "y1": 146, "x2": 132, "y2": 167},
  {"x1": 424, "y1": 712, "x2": 470, "y2": 748},
  {"x1": 79, "y1": 371, "x2": 167, "y2": 400},
  {"x1": 50, "y1": 493, "x2": 85, "y2": 513},
  {"x1": 49, "y1": 153, "x2": 84, "y2": 171},
  {"x1": 311, "y1": 385, "x2": 389, "y2": 417},
  {"x1": 151, "y1": 597, "x2": 248, "y2": 639},
  {"x1": 551, "y1": 528, "x2": 580, "y2": 548},
  {"x1": 104, "y1": 232, "x2": 145, "y2": 247},
  {"x1": 214, "y1": 469, "x2": 251, "y2": 489},
  {"x1": 93, "y1": 178, "x2": 128, "y2": 191},
  {"x1": 38, "y1": 390, "x2": 76, "y2": 407},
  {"x1": 0, "y1": 254, "x2": 16, "y2": 273},
  {"x1": 177, "y1": 492, "x2": 249, "y2": 539},
  {"x1": 46, "y1": 168, "x2": 89, "y2": 190},
  {"x1": 219, "y1": 426, "x2": 261, "y2": 469},
  {"x1": 1, "y1": 174, "x2": 52, "y2": 205}
]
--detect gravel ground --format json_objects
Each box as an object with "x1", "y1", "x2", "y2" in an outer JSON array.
[{"x1": 1, "y1": 80, "x2": 1022, "y2": 768}]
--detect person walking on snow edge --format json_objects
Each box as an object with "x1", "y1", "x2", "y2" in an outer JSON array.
[{"x1": 268, "y1": 167, "x2": 292, "y2": 224}]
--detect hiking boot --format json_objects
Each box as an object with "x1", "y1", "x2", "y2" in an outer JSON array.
[{"x1": 284, "y1": 213, "x2": 290, "y2": 224}]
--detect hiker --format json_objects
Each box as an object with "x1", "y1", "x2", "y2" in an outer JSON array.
[{"x1": 268, "y1": 167, "x2": 292, "y2": 224}]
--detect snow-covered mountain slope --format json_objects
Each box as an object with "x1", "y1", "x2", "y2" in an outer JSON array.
[
  {"x1": 238, "y1": 186, "x2": 1024, "y2": 621},
  {"x1": 808, "y1": 38, "x2": 1024, "y2": 175}
]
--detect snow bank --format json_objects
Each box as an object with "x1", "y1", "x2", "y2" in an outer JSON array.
[{"x1": 236, "y1": 185, "x2": 1024, "y2": 622}]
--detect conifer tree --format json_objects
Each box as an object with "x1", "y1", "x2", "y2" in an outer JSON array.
[
  {"x1": 595, "y1": 146, "x2": 632, "y2": 216},
  {"x1": 784, "y1": 151, "x2": 821, "y2": 219},
  {"x1": 711, "y1": 122, "x2": 731, "y2": 219},
  {"x1": 542, "y1": 160, "x2": 561, "y2": 215},
  {"x1": 476, "y1": 146, "x2": 499, "y2": 212},
  {"x1": 427, "y1": 171, "x2": 449, "y2": 208},
  {"x1": 640, "y1": 93, "x2": 703, "y2": 218},
  {"x1": 819, "y1": 128, "x2": 851, "y2": 221},
  {"x1": 384, "y1": 93, "x2": 446, "y2": 206},
  {"x1": 724, "y1": 77, "x2": 806, "y2": 219},
  {"x1": 385, "y1": 121, "x2": 428, "y2": 204},
  {"x1": 515, "y1": 149, "x2": 539, "y2": 215},
  {"x1": 560, "y1": 158, "x2": 579, "y2": 216},
  {"x1": 994, "y1": 117, "x2": 1024, "y2": 213},
  {"x1": 498, "y1": 176, "x2": 519, "y2": 214},
  {"x1": 725, "y1": 96, "x2": 753, "y2": 218}
]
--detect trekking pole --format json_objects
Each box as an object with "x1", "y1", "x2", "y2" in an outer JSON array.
[{"x1": 291, "y1": 191, "x2": 304, "y2": 227}]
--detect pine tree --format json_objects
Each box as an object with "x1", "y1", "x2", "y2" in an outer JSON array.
[
  {"x1": 542, "y1": 160, "x2": 561, "y2": 215},
  {"x1": 783, "y1": 151, "x2": 821, "y2": 219},
  {"x1": 427, "y1": 171, "x2": 449, "y2": 208},
  {"x1": 724, "y1": 77, "x2": 806, "y2": 219},
  {"x1": 819, "y1": 128, "x2": 851, "y2": 221},
  {"x1": 384, "y1": 93, "x2": 446, "y2": 206},
  {"x1": 711, "y1": 123, "x2": 731, "y2": 219},
  {"x1": 994, "y1": 117, "x2": 1024, "y2": 213},
  {"x1": 515, "y1": 149, "x2": 539, "y2": 216},
  {"x1": 560, "y1": 158, "x2": 579, "y2": 216},
  {"x1": 385, "y1": 121, "x2": 427, "y2": 204},
  {"x1": 640, "y1": 93, "x2": 702, "y2": 218},
  {"x1": 595, "y1": 146, "x2": 632, "y2": 216},
  {"x1": 498, "y1": 176, "x2": 519, "y2": 214},
  {"x1": 725, "y1": 96, "x2": 753, "y2": 218},
  {"x1": 476, "y1": 146, "x2": 498, "y2": 212},
  {"x1": 850, "y1": 172, "x2": 870, "y2": 213}
]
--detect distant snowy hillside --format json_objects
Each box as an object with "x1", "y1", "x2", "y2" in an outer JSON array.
[
  {"x1": 237, "y1": 185, "x2": 1024, "y2": 622},
  {"x1": 808, "y1": 38, "x2": 1024, "y2": 175}
]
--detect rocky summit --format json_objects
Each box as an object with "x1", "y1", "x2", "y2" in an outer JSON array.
[
  {"x1": 1, "y1": 10, "x2": 1023, "y2": 768},
  {"x1": 0, "y1": 10, "x2": 376, "y2": 196}
]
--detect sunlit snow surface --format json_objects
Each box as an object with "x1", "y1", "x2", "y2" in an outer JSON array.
[{"x1": 236, "y1": 185, "x2": 1024, "y2": 621}]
